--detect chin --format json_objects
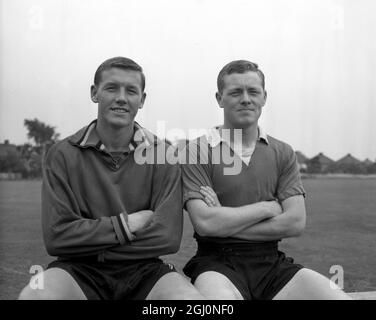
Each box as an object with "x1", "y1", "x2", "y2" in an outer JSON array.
[
  {"x1": 232, "y1": 118, "x2": 257, "y2": 129},
  {"x1": 108, "y1": 117, "x2": 134, "y2": 128}
]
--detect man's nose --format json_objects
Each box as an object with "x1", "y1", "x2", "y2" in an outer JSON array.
[
  {"x1": 116, "y1": 88, "x2": 127, "y2": 104},
  {"x1": 240, "y1": 91, "x2": 251, "y2": 105}
]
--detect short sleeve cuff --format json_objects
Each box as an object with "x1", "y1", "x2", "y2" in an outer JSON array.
[
  {"x1": 278, "y1": 189, "x2": 306, "y2": 202},
  {"x1": 183, "y1": 190, "x2": 205, "y2": 209}
]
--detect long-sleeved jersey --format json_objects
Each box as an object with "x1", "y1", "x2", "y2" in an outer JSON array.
[{"x1": 42, "y1": 120, "x2": 183, "y2": 261}]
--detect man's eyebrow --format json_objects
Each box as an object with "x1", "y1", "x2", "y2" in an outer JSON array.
[
  {"x1": 227, "y1": 86, "x2": 261, "y2": 93},
  {"x1": 102, "y1": 81, "x2": 118, "y2": 86},
  {"x1": 101, "y1": 81, "x2": 141, "y2": 90},
  {"x1": 126, "y1": 84, "x2": 141, "y2": 91}
]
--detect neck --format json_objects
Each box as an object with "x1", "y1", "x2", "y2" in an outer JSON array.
[
  {"x1": 222, "y1": 121, "x2": 259, "y2": 148},
  {"x1": 96, "y1": 121, "x2": 134, "y2": 152}
]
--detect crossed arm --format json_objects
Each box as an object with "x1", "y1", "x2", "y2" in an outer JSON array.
[{"x1": 186, "y1": 186, "x2": 306, "y2": 241}]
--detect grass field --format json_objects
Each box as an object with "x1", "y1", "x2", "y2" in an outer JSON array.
[{"x1": 1, "y1": 178, "x2": 376, "y2": 299}]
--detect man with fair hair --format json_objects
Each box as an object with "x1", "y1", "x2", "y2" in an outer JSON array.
[
  {"x1": 19, "y1": 56, "x2": 203, "y2": 300},
  {"x1": 181, "y1": 60, "x2": 351, "y2": 300}
]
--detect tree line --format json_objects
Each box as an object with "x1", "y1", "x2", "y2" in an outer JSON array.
[
  {"x1": 1, "y1": 119, "x2": 375, "y2": 178},
  {"x1": 0, "y1": 119, "x2": 60, "y2": 178}
]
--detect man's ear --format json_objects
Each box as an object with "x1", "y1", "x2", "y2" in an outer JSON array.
[
  {"x1": 139, "y1": 92, "x2": 147, "y2": 109},
  {"x1": 215, "y1": 92, "x2": 223, "y2": 108},
  {"x1": 90, "y1": 85, "x2": 98, "y2": 103},
  {"x1": 262, "y1": 90, "x2": 267, "y2": 107}
]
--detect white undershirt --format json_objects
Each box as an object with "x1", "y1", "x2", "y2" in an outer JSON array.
[
  {"x1": 228, "y1": 138, "x2": 256, "y2": 166},
  {"x1": 234, "y1": 145, "x2": 256, "y2": 165},
  {"x1": 209, "y1": 126, "x2": 265, "y2": 166}
]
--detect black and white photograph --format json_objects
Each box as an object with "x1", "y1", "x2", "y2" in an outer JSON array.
[{"x1": 0, "y1": 0, "x2": 375, "y2": 306}]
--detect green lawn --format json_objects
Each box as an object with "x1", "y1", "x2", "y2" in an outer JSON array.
[{"x1": 1, "y1": 178, "x2": 375, "y2": 299}]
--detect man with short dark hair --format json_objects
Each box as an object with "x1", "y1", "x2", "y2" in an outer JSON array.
[
  {"x1": 182, "y1": 60, "x2": 351, "y2": 300},
  {"x1": 19, "y1": 56, "x2": 203, "y2": 300}
]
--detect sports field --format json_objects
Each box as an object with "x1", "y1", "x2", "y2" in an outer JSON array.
[{"x1": 1, "y1": 178, "x2": 376, "y2": 299}]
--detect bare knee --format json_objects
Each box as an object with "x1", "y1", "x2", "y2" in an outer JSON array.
[
  {"x1": 273, "y1": 268, "x2": 352, "y2": 300},
  {"x1": 195, "y1": 284, "x2": 242, "y2": 300},
  {"x1": 19, "y1": 268, "x2": 86, "y2": 300},
  {"x1": 147, "y1": 272, "x2": 205, "y2": 300},
  {"x1": 18, "y1": 271, "x2": 56, "y2": 300},
  {"x1": 194, "y1": 271, "x2": 244, "y2": 300},
  {"x1": 19, "y1": 284, "x2": 46, "y2": 300}
]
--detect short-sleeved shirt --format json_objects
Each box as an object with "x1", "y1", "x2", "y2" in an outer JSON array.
[{"x1": 181, "y1": 126, "x2": 305, "y2": 244}]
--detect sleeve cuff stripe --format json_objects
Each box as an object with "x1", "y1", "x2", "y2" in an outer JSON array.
[
  {"x1": 111, "y1": 216, "x2": 127, "y2": 245},
  {"x1": 116, "y1": 215, "x2": 130, "y2": 243},
  {"x1": 120, "y1": 213, "x2": 135, "y2": 241}
]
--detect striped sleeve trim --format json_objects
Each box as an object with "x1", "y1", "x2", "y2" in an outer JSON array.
[
  {"x1": 119, "y1": 213, "x2": 136, "y2": 241},
  {"x1": 110, "y1": 216, "x2": 127, "y2": 245},
  {"x1": 116, "y1": 215, "x2": 131, "y2": 243}
]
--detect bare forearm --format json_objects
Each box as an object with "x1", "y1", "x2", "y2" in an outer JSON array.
[
  {"x1": 189, "y1": 201, "x2": 279, "y2": 237},
  {"x1": 235, "y1": 210, "x2": 305, "y2": 241}
]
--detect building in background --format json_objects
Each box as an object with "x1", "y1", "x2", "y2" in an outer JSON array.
[
  {"x1": 306, "y1": 152, "x2": 335, "y2": 173},
  {"x1": 328, "y1": 153, "x2": 366, "y2": 174}
]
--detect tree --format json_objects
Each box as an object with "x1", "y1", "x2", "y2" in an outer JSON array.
[
  {"x1": 367, "y1": 163, "x2": 376, "y2": 174},
  {"x1": 0, "y1": 149, "x2": 27, "y2": 176},
  {"x1": 24, "y1": 118, "x2": 60, "y2": 146},
  {"x1": 23, "y1": 118, "x2": 60, "y2": 177}
]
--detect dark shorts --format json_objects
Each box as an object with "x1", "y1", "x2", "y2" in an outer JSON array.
[
  {"x1": 47, "y1": 257, "x2": 176, "y2": 300},
  {"x1": 183, "y1": 241, "x2": 303, "y2": 300}
]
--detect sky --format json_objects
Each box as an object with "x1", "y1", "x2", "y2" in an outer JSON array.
[{"x1": 1, "y1": 0, "x2": 375, "y2": 161}]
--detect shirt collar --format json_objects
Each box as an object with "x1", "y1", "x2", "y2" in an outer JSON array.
[
  {"x1": 206, "y1": 125, "x2": 269, "y2": 147},
  {"x1": 69, "y1": 119, "x2": 156, "y2": 151}
]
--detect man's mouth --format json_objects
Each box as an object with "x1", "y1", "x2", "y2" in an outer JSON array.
[
  {"x1": 238, "y1": 108, "x2": 255, "y2": 112},
  {"x1": 110, "y1": 107, "x2": 129, "y2": 113}
]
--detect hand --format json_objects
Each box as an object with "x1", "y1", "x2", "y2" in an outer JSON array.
[
  {"x1": 127, "y1": 210, "x2": 154, "y2": 234},
  {"x1": 199, "y1": 186, "x2": 222, "y2": 207},
  {"x1": 263, "y1": 200, "x2": 283, "y2": 218}
]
